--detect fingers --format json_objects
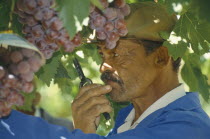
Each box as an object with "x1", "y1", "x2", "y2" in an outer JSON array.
[
  {"x1": 76, "y1": 84, "x2": 101, "y2": 99},
  {"x1": 77, "y1": 95, "x2": 110, "y2": 113},
  {"x1": 71, "y1": 84, "x2": 112, "y2": 133},
  {"x1": 87, "y1": 103, "x2": 112, "y2": 117},
  {"x1": 74, "y1": 85, "x2": 112, "y2": 106}
]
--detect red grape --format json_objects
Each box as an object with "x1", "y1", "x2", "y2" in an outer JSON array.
[
  {"x1": 0, "y1": 88, "x2": 10, "y2": 99},
  {"x1": 106, "y1": 40, "x2": 117, "y2": 49},
  {"x1": 93, "y1": 15, "x2": 106, "y2": 28},
  {"x1": 0, "y1": 66, "x2": 5, "y2": 79},
  {"x1": 50, "y1": 17, "x2": 63, "y2": 31},
  {"x1": 89, "y1": 0, "x2": 130, "y2": 49},
  {"x1": 114, "y1": 0, "x2": 126, "y2": 8},
  {"x1": 43, "y1": 8, "x2": 54, "y2": 20},
  {"x1": 120, "y1": 4, "x2": 131, "y2": 16},
  {"x1": 96, "y1": 30, "x2": 107, "y2": 40},
  {"x1": 21, "y1": 48, "x2": 35, "y2": 58},
  {"x1": 28, "y1": 55, "x2": 42, "y2": 72},
  {"x1": 32, "y1": 25, "x2": 44, "y2": 37},
  {"x1": 34, "y1": 8, "x2": 44, "y2": 21},
  {"x1": 17, "y1": 61, "x2": 30, "y2": 74},
  {"x1": 71, "y1": 33, "x2": 82, "y2": 46},
  {"x1": 103, "y1": 8, "x2": 118, "y2": 20},
  {"x1": 21, "y1": 72, "x2": 34, "y2": 82},
  {"x1": 115, "y1": 18, "x2": 126, "y2": 29},
  {"x1": 108, "y1": 32, "x2": 120, "y2": 41},
  {"x1": 8, "y1": 64, "x2": 19, "y2": 76},
  {"x1": 105, "y1": 21, "x2": 114, "y2": 32},
  {"x1": 22, "y1": 82, "x2": 34, "y2": 93},
  {"x1": 24, "y1": 0, "x2": 37, "y2": 10},
  {"x1": 99, "y1": 0, "x2": 109, "y2": 9},
  {"x1": 118, "y1": 27, "x2": 128, "y2": 36},
  {"x1": 37, "y1": 0, "x2": 50, "y2": 7}
]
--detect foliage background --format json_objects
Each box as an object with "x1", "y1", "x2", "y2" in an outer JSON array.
[{"x1": 0, "y1": 0, "x2": 209, "y2": 135}]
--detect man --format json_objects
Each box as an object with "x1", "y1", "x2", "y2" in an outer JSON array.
[
  {"x1": 71, "y1": 1, "x2": 210, "y2": 138},
  {"x1": 0, "y1": 2, "x2": 210, "y2": 139}
]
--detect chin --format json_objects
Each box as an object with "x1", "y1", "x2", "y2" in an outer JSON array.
[
  {"x1": 105, "y1": 80, "x2": 128, "y2": 102},
  {"x1": 108, "y1": 87, "x2": 128, "y2": 102}
]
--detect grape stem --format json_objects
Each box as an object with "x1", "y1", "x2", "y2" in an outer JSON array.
[{"x1": 8, "y1": 0, "x2": 16, "y2": 29}]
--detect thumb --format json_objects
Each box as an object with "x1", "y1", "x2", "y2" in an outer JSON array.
[{"x1": 95, "y1": 115, "x2": 101, "y2": 128}]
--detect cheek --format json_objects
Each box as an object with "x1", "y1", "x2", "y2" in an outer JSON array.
[{"x1": 122, "y1": 63, "x2": 156, "y2": 93}]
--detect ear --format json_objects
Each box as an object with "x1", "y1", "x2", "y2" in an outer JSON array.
[{"x1": 154, "y1": 46, "x2": 170, "y2": 67}]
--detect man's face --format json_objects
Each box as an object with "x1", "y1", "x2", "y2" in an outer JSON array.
[{"x1": 99, "y1": 39, "x2": 159, "y2": 102}]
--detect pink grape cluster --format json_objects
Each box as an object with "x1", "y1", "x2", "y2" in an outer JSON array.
[
  {"x1": 14, "y1": 0, "x2": 82, "y2": 59},
  {"x1": 89, "y1": 0, "x2": 131, "y2": 49},
  {"x1": 0, "y1": 47, "x2": 44, "y2": 117}
]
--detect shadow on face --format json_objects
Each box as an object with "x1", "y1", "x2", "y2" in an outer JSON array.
[{"x1": 98, "y1": 39, "x2": 159, "y2": 102}]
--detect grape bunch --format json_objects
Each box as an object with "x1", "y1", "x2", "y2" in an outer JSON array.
[
  {"x1": 0, "y1": 47, "x2": 44, "y2": 117},
  {"x1": 14, "y1": 0, "x2": 82, "y2": 59},
  {"x1": 89, "y1": 0, "x2": 130, "y2": 49}
]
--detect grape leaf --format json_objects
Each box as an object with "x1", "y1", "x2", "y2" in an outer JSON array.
[
  {"x1": 90, "y1": 0, "x2": 103, "y2": 9},
  {"x1": 55, "y1": 62, "x2": 71, "y2": 79},
  {"x1": 0, "y1": 0, "x2": 11, "y2": 31},
  {"x1": 83, "y1": 44, "x2": 102, "y2": 65},
  {"x1": 57, "y1": 0, "x2": 90, "y2": 39},
  {"x1": 158, "y1": 0, "x2": 191, "y2": 15},
  {"x1": 181, "y1": 53, "x2": 210, "y2": 102},
  {"x1": 36, "y1": 52, "x2": 62, "y2": 86},
  {"x1": 164, "y1": 11, "x2": 210, "y2": 60},
  {"x1": 11, "y1": 14, "x2": 23, "y2": 36},
  {"x1": 54, "y1": 78, "x2": 72, "y2": 95},
  {"x1": 15, "y1": 91, "x2": 38, "y2": 112},
  {"x1": 191, "y1": 0, "x2": 210, "y2": 22},
  {"x1": 163, "y1": 41, "x2": 187, "y2": 60},
  {"x1": 183, "y1": 13, "x2": 210, "y2": 55}
]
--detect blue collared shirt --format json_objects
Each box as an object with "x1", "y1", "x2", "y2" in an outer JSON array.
[{"x1": 1, "y1": 92, "x2": 210, "y2": 139}]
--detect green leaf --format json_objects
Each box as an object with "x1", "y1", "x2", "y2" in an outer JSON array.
[
  {"x1": 158, "y1": 0, "x2": 191, "y2": 15},
  {"x1": 83, "y1": 44, "x2": 102, "y2": 65},
  {"x1": 57, "y1": 0, "x2": 90, "y2": 38},
  {"x1": 0, "y1": 33, "x2": 45, "y2": 63},
  {"x1": 184, "y1": 13, "x2": 210, "y2": 55},
  {"x1": 54, "y1": 78, "x2": 72, "y2": 95},
  {"x1": 193, "y1": 68, "x2": 209, "y2": 102},
  {"x1": 64, "y1": 53, "x2": 78, "y2": 80},
  {"x1": 181, "y1": 53, "x2": 210, "y2": 102},
  {"x1": 191, "y1": 0, "x2": 210, "y2": 22},
  {"x1": 36, "y1": 52, "x2": 62, "y2": 86},
  {"x1": 16, "y1": 91, "x2": 38, "y2": 112},
  {"x1": 163, "y1": 41, "x2": 187, "y2": 60},
  {"x1": 11, "y1": 14, "x2": 23, "y2": 35},
  {"x1": 159, "y1": 31, "x2": 170, "y2": 40},
  {"x1": 90, "y1": 0, "x2": 103, "y2": 9},
  {"x1": 55, "y1": 62, "x2": 71, "y2": 79},
  {"x1": 181, "y1": 60, "x2": 198, "y2": 91},
  {"x1": 0, "y1": 0, "x2": 11, "y2": 31},
  {"x1": 166, "y1": 11, "x2": 210, "y2": 60}
]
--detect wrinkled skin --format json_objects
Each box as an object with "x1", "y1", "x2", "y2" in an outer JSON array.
[{"x1": 72, "y1": 39, "x2": 179, "y2": 133}]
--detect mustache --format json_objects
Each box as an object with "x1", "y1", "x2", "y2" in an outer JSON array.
[{"x1": 100, "y1": 71, "x2": 124, "y2": 85}]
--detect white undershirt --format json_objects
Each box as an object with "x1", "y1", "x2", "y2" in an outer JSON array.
[{"x1": 117, "y1": 84, "x2": 186, "y2": 133}]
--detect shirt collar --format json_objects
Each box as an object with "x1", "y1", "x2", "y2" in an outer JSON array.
[
  {"x1": 133, "y1": 84, "x2": 186, "y2": 124},
  {"x1": 123, "y1": 84, "x2": 186, "y2": 129}
]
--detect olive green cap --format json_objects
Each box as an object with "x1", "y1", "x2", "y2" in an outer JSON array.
[{"x1": 125, "y1": 2, "x2": 177, "y2": 41}]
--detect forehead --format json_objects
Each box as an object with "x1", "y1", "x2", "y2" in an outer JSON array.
[{"x1": 98, "y1": 39, "x2": 144, "y2": 53}]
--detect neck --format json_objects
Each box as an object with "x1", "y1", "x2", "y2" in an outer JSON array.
[{"x1": 131, "y1": 68, "x2": 179, "y2": 123}]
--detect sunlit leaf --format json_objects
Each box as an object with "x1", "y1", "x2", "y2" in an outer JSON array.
[
  {"x1": 57, "y1": 0, "x2": 90, "y2": 38},
  {"x1": 36, "y1": 52, "x2": 62, "y2": 86}
]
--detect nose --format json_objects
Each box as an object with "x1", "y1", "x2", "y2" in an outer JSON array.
[{"x1": 100, "y1": 62, "x2": 115, "y2": 73}]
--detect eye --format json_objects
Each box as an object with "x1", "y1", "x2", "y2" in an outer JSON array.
[
  {"x1": 113, "y1": 53, "x2": 119, "y2": 57},
  {"x1": 99, "y1": 52, "x2": 104, "y2": 58}
]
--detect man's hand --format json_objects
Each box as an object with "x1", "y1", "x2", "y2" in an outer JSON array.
[{"x1": 71, "y1": 84, "x2": 112, "y2": 133}]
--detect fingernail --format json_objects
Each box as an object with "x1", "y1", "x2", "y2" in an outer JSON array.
[{"x1": 105, "y1": 85, "x2": 111, "y2": 90}]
